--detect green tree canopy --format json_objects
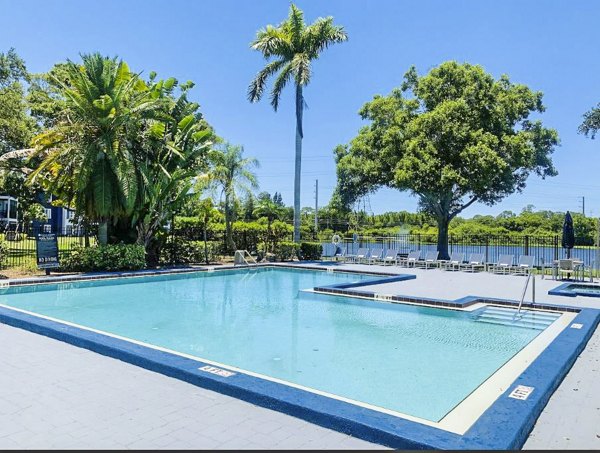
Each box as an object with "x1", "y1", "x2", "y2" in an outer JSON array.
[
  {"x1": 334, "y1": 61, "x2": 559, "y2": 258},
  {"x1": 579, "y1": 103, "x2": 600, "y2": 138}
]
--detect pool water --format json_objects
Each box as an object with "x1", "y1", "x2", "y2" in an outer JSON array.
[{"x1": 0, "y1": 267, "x2": 547, "y2": 421}]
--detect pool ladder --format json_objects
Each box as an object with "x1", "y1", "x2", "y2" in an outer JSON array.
[{"x1": 517, "y1": 272, "x2": 535, "y2": 313}]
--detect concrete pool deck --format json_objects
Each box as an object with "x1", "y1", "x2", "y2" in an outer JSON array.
[{"x1": 1, "y1": 263, "x2": 599, "y2": 449}]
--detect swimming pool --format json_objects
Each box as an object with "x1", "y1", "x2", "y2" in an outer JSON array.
[
  {"x1": 0, "y1": 267, "x2": 559, "y2": 423},
  {"x1": 549, "y1": 282, "x2": 600, "y2": 298}
]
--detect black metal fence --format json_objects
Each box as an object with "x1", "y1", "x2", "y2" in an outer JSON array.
[
  {"x1": 0, "y1": 225, "x2": 97, "y2": 269},
  {"x1": 323, "y1": 234, "x2": 600, "y2": 268}
]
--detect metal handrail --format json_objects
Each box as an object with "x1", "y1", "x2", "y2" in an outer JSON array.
[{"x1": 518, "y1": 272, "x2": 535, "y2": 313}]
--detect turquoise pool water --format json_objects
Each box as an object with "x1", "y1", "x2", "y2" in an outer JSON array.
[{"x1": 0, "y1": 267, "x2": 545, "y2": 421}]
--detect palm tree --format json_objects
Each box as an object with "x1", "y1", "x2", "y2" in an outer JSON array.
[
  {"x1": 208, "y1": 143, "x2": 259, "y2": 252},
  {"x1": 248, "y1": 4, "x2": 347, "y2": 243},
  {"x1": 29, "y1": 53, "x2": 159, "y2": 244},
  {"x1": 253, "y1": 197, "x2": 285, "y2": 252}
]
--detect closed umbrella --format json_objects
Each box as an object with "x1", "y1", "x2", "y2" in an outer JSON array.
[{"x1": 561, "y1": 211, "x2": 575, "y2": 259}]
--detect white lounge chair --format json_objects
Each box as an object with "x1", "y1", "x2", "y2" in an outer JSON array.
[
  {"x1": 382, "y1": 249, "x2": 400, "y2": 266},
  {"x1": 441, "y1": 252, "x2": 464, "y2": 271},
  {"x1": 399, "y1": 250, "x2": 421, "y2": 268},
  {"x1": 355, "y1": 248, "x2": 370, "y2": 264},
  {"x1": 368, "y1": 248, "x2": 384, "y2": 264},
  {"x1": 512, "y1": 255, "x2": 535, "y2": 275},
  {"x1": 416, "y1": 251, "x2": 439, "y2": 269},
  {"x1": 459, "y1": 253, "x2": 485, "y2": 272},
  {"x1": 488, "y1": 254, "x2": 514, "y2": 274}
]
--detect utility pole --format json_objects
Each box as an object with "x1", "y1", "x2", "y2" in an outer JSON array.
[
  {"x1": 314, "y1": 179, "x2": 318, "y2": 234},
  {"x1": 579, "y1": 196, "x2": 586, "y2": 216}
]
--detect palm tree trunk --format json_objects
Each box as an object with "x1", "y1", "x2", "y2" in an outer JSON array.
[
  {"x1": 225, "y1": 192, "x2": 235, "y2": 252},
  {"x1": 98, "y1": 221, "x2": 108, "y2": 245},
  {"x1": 293, "y1": 84, "x2": 303, "y2": 243}
]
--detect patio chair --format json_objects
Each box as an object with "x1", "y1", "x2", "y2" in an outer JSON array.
[
  {"x1": 398, "y1": 250, "x2": 421, "y2": 268},
  {"x1": 558, "y1": 259, "x2": 576, "y2": 280},
  {"x1": 458, "y1": 253, "x2": 485, "y2": 272},
  {"x1": 440, "y1": 252, "x2": 464, "y2": 271},
  {"x1": 367, "y1": 247, "x2": 384, "y2": 264},
  {"x1": 382, "y1": 249, "x2": 400, "y2": 266},
  {"x1": 488, "y1": 254, "x2": 514, "y2": 274},
  {"x1": 512, "y1": 255, "x2": 535, "y2": 275},
  {"x1": 415, "y1": 250, "x2": 439, "y2": 269}
]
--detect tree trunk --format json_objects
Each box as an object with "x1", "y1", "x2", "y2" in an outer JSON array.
[
  {"x1": 98, "y1": 221, "x2": 108, "y2": 245},
  {"x1": 224, "y1": 192, "x2": 236, "y2": 253},
  {"x1": 436, "y1": 215, "x2": 451, "y2": 261},
  {"x1": 293, "y1": 84, "x2": 303, "y2": 243},
  {"x1": 203, "y1": 225, "x2": 209, "y2": 264}
]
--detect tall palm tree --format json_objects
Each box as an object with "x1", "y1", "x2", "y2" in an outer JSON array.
[
  {"x1": 29, "y1": 53, "x2": 159, "y2": 244},
  {"x1": 248, "y1": 4, "x2": 347, "y2": 243},
  {"x1": 208, "y1": 143, "x2": 259, "y2": 252}
]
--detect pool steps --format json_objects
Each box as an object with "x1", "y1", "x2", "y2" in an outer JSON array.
[{"x1": 473, "y1": 306, "x2": 560, "y2": 330}]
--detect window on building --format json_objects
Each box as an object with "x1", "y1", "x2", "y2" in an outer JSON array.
[
  {"x1": 9, "y1": 199, "x2": 17, "y2": 219},
  {"x1": 0, "y1": 199, "x2": 8, "y2": 218},
  {"x1": 44, "y1": 208, "x2": 52, "y2": 220}
]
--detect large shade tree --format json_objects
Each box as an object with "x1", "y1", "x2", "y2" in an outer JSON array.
[
  {"x1": 248, "y1": 4, "x2": 347, "y2": 243},
  {"x1": 334, "y1": 62, "x2": 559, "y2": 259}
]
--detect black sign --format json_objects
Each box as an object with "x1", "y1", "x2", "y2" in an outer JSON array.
[{"x1": 36, "y1": 233, "x2": 60, "y2": 269}]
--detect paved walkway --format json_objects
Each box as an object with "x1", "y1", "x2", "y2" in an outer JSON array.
[{"x1": 0, "y1": 324, "x2": 383, "y2": 449}]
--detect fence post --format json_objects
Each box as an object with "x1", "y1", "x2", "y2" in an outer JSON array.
[
  {"x1": 450, "y1": 234, "x2": 453, "y2": 254},
  {"x1": 485, "y1": 237, "x2": 489, "y2": 263},
  {"x1": 524, "y1": 235, "x2": 529, "y2": 257},
  {"x1": 554, "y1": 235, "x2": 559, "y2": 261}
]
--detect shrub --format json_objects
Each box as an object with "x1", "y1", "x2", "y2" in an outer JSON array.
[
  {"x1": 0, "y1": 239, "x2": 8, "y2": 269},
  {"x1": 60, "y1": 244, "x2": 146, "y2": 272},
  {"x1": 299, "y1": 242, "x2": 323, "y2": 261},
  {"x1": 160, "y1": 238, "x2": 221, "y2": 265},
  {"x1": 273, "y1": 241, "x2": 300, "y2": 261}
]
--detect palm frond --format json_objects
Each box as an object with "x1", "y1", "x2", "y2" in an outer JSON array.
[
  {"x1": 247, "y1": 58, "x2": 287, "y2": 103},
  {"x1": 270, "y1": 63, "x2": 294, "y2": 111}
]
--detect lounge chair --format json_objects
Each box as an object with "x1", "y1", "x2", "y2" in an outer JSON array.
[
  {"x1": 382, "y1": 249, "x2": 400, "y2": 266},
  {"x1": 440, "y1": 252, "x2": 464, "y2": 271},
  {"x1": 459, "y1": 253, "x2": 485, "y2": 272},
  {"x1": 367, "y1": 247, "x2": 384, "y2": 264},
  {"x1": 416, "y1": 250, "x2": 439, "y2": 269},
  {"x1": 488, "y1": 254, "x2": 514, "y2": 274},
  {"x1": 512, "y1": 255, "x2": 535, "y2": 275},
  {"x1": 399, "y1": 250, "x2": 421, "y2": 268},
  {"x1": 333, "y1": 246, "x2": 346, "y2": 262},
  {"x1": 355, "y1": 248, "x2": 370, "y2": 264}
]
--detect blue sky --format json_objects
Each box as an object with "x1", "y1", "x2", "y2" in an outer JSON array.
[{"x1": 2, "y1": 0, "x2": 599, "y2": 217}]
